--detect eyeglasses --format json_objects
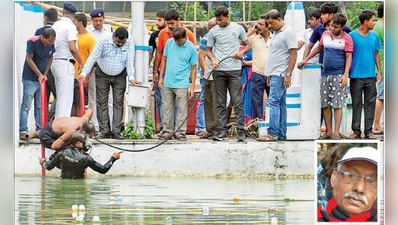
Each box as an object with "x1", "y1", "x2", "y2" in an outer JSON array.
[{"x1": 337, "y1": 171, "x2": 377, "y2": 188}]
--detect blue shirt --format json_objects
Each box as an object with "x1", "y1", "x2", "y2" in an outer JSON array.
[
  {"x1": 319, "y1": 31, "x2": 353, "y2": 76},
  {"x1": 310, "y1": 23, "x2": 352, "y2": 64},
  {"x1": 349, "y1": 30, "x2": 381, "y2": 79},
  {"x1": 35, "y1": 23, "x2": 54, "y2": 36},
  {"x1": 81, "y1": 35, "x2": 135, "y2": 80},
  {"x1": 164, "y1": 38, "x2": 198, "y2": 88},
  {"x1": 22, "y1": 36, "x2": 55, "y2": 81}
]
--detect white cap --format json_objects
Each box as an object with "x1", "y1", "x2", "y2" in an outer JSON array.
[{"x1": 338, "y1": 146, "x2": 378, "y2": 165}]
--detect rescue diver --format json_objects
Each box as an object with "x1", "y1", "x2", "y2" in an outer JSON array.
[{"x1": 39, "y1": 130, "x2": 123, "y2": 179}]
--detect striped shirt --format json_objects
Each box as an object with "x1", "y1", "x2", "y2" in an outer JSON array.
[{"x1": 81, "y1": 35, "x2": 135, "y2": 80}]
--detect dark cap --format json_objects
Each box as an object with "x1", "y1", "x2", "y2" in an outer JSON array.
[
  {"x1": 63, "y1": 2, "x2": 78, "y2": 13},
  {"x1": 90, "y1": 8, "x2": 105, "y2": 18}
]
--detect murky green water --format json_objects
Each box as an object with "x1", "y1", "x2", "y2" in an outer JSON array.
[{"x1": 15, "y1": 176, "x2": 315, "y2": 224}]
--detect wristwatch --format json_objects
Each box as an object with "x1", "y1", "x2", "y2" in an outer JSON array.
[{"x1": 286, "y1": 72, "x2": 292, "y2": 77}]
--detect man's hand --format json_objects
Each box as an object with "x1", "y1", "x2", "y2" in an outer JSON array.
[
  {"x1": 78, "y1": 62, "x2": 84, "y2": 71},
  {"x1": 234, "y1": 51, "x2": 244, "y2": 59},
  {"x1": 153, "y1": 71, "x2": 159, "y2": 82},
  {"x1": 247, "y1": 25, "x2": 257, "y2": 36},
  {"x1": 158, "y1": 78, "x2": 164, "y2": 89},
  {"x1": 112, "y1": 150, "x2": 124, "y2": 160},
  {"x1": 211, "y1": 59, "x2": 219, "y2": 70},
  {"x1": 377, "y1": 72, "x2": 382, "y2": 84},
  {"x1": 39, "y1": 158, "x2": 46, "y2": 166},
  {"x1": 38, "y1": 74, "x2": 47, "y2": 82},
  {"x1": 188, "y1": 85, "x2": 195, "y2": 99},
  {"x1": 340, "y1": 75, "x2": 348, "y2": 87},
  {"x1": 83, "y1": 76, "x2": 90, "y2": 88},
  {"x1": 297, "y1": 59, "x2": 308, "y2": 69},
  {"x1": 284, "y1": 76, "x2": 291, "y2": 88},
  {"x1": 130, "y1": 79, "x2": 144, "y2": 85}
]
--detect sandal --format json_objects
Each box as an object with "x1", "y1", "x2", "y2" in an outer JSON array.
[
  {"x1": 347, "y1": 133, "x2": 361, "y2": 139},
  {"x1": 364, "y1": 133, "x2": 376, "y2": 139},
  {"x1": 319, "y1": 134, "x2": 332, "y2": 140}
]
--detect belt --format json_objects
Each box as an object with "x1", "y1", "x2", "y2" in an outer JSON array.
[{"x1": 54, "y1": 58, "x2": 76, "y2": 64}]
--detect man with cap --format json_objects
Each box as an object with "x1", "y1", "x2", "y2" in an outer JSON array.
[
  {"x1": 318, "y1": 146, "x2": 378, "y2": 222},
  {"x1": 51, "y1": 2, "x2": 84, "y2": 118},
  {"x1": 87, "y1": 8, "x2": 114, "y2": 135},
  {"x1": 39, "y1": 130, "x2": 124, "y2": 179}
]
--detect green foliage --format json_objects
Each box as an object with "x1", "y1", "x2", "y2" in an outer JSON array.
[
  {"x1": 143, "y1": 110, "x2": 155, "y2": 139},
  {"x1": 121, "y1": 110, "x2": 155, "y2": 139},
  {"x1": 121, "y1": 122, "x2": 140, "y2": 139}
]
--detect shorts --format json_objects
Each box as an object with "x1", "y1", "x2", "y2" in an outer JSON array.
[
  {"x1": 321, "y1": 75, "x2": 347, "y2": 109},
  {"x1": 73, "y1": 79, "x2": 88, "y2": 106},
  {"x1": 377, "y1": 76, "x2": 384, "y2": 100},
  {"x1": 38, "y1": 118, "x2": 59, "y2": 149}
]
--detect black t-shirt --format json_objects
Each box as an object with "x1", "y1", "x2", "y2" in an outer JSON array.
[{"x1": 149, "y1": 30, "x2": 160, "y2": 51}]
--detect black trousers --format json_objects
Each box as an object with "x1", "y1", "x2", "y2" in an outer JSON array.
[
  {"x1": 46, "y1": 70, "x2": 57, "y2": 120},
  {"x1": 350, "y1": 78, "x2": 377, "y2": 135},
  {"x1": 95, "y1": 67, "x2": 127, "y2": 134}
]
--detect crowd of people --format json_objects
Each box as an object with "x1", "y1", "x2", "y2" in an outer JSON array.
[{"x1": 19, "y1": 2, "x2": 384, "y2": 144}]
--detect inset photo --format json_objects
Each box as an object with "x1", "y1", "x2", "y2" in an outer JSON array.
[{"x1": 315, "y1": 141, "x2": 380, "y2": 224}]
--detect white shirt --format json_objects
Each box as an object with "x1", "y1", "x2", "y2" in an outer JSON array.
[
  {"x1": 87, "y1": 24, "x2": 113, "y2": 41},
  {"x1": 51, "y1": 17, "x2": 78, "y2": 59},
  {"x1": 298, "y1": 28, "x2": 319, "y2": 64}
]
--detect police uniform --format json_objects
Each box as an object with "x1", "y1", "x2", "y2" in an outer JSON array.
[
  {"x1": 51, "y1": 2, "x2": 79, "y2": 118},
  {"x1": 86, "y1": 8, "x2": 114, "y2": 133}
]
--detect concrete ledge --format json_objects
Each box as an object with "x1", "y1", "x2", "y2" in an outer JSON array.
[{"x1": 16, "y1": 140, "x2": 318, "y2": 178}]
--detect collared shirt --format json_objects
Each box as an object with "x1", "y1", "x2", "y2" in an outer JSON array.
[
  {"x1": 319, "y1": 31, "x2": 353, "y2": 76},
  {"x1": 249, "y1": 34, "x2": 271, "y2": 76},
  {"x1": 163, "y1": 38, "x2": 198, "y2": 88},
  {"x1": 265, "y1": 24, "x2": 297, "y2": 76},
  {"x1": 87, "y1": 24, "x2": 113, "y2": 41},
  {"x1": 207, "y1": 22, "x2": 248, "y2": 71},
  {"x1": 298, "y1": 28, "x2": 319, "y2": 64},
  {"x1": 81, "y1": 35, "x2": 135, "y2": 80},
  {"x1": 157, "y1": 26, "x2": 196, "y2": 52},
  {"x1": 310, "y1": 23, "x2": 352, "y2": 64},
  {"x1": 35, "y1": 23, "x2": 54, "y2": 36},
  {"x1": 23, "y1": 36, "x2": 55, "y2": 81},
  {"x1": 51, "y1": 17, "x2": 78, "y2": 59}
]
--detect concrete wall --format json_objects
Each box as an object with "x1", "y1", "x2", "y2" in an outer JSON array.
[{"x1": 16, "y1": 141, "x2": 316, "y2": 178}]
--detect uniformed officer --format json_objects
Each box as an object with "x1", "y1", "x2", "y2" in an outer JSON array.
[{"x1": 51, "y1": 2, "x2": 83, "y2": 118}]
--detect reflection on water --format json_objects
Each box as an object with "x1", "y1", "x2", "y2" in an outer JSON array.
[{"x1": 15, "y1": 176, "x2": 315, "y2": 224}]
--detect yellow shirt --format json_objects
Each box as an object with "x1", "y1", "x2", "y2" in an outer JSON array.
[
  {"x1": 74, "y1": 32, "x2": 96, "y2": 78},
  {"x1": 249, "y1": 34, "x2": 271, "y2": 76}
]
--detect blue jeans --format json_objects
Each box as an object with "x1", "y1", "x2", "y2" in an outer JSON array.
[
  {"x1": 19, "y1": 78, "x2": 41, "y2": 133},
  {"x1": 195, "y1": 77, "x2": 206, "y2": 132},
  {"x1": 267, "y1": 76, "x2": 287, "y2": 140}
]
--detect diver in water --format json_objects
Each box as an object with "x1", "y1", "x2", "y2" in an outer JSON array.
[{"x1": 39, "y1": 130, "x2": 123, "y2": 179}]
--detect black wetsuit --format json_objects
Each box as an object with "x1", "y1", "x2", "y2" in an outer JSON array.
[
  {"x1": 43, "y1": 147, "x2": 116, "y2": 179},
  {"x1": 39, "y1": 117, "x2": 60, "y2": 148}
]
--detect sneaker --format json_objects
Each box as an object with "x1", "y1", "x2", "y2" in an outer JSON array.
[
  {"x1": 237, "y1": 130, "x2": 245, "y2": 142},
  {"x1": 112, "y1": 132, "x2": 124, "y2": 140},
  {"x1": 213, "y1": 131, "x2": 228, "y2": 141},
  {"x1": 95, "y1": 132, "x2": 111, "y2": 139}
]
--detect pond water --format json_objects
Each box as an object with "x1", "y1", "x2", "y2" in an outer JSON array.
[{"x1": 14, "y1": 176, "x2": 382, "y2": 224}]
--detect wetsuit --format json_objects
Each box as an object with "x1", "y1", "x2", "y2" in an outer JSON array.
[
  {"x1": 42, "y1": 147, "x2": 117, "y2": 179},
  {"x1": 38, "y1": 117, "x2": 60, "y2": 148}
]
